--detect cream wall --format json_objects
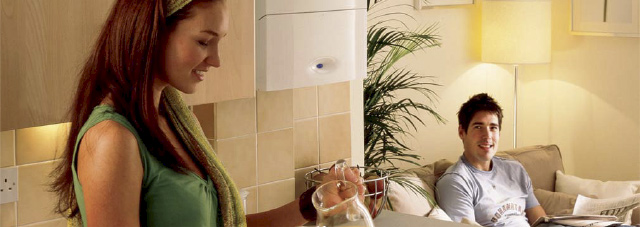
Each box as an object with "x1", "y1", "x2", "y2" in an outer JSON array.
[
  {"x1": 540, "y1": 0, "x2": 639, "y2": 181},
  {"x1": 385, "y1": 0, "x2": 639, "y2": 181}
]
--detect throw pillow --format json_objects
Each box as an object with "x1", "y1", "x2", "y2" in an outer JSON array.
[
  {"x1": 555, "y1": 170, "x2": 639, "y2": 224},
  {"x1": 533, "y1": 189, "x2": 576, "y2": 215},
  {"x1": 385, "y1": 174, "x2": 435, "y2": 217},
  {"x1": 461, "y1": 217, "x2": 482, "y2": 226},
  {"x1": 427, "y1": 205, "x2": 453, "y2": 222},
  {"x1": 555, "y1": 170, "x2": 638, "y2": 198}
]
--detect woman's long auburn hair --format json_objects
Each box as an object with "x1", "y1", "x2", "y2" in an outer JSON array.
[{"x1": 50, "y1": 0, "x2": 215, "y2": 221}]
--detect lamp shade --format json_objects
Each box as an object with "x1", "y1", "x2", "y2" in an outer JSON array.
[{"x1": 481, "y1": 0, "x2": 551, "y2": 64}]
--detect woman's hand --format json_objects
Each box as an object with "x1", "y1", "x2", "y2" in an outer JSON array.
[{"x1": 322, "y1": 165, "x2": 366, "y2": 202}]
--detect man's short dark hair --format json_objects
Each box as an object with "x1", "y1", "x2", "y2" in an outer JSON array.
[{"x1": 457, "y1": 93, "x2": 503, "y2": 132}]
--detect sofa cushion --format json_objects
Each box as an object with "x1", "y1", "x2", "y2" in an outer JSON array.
[
  {"x1": 407, "y1": 159, "x2": 454, "y2": 189},
  {"x1": 534, "y1": 189, "x2": 576, "y2": 215},
  {"x1": 495, "y1": 144, "x2": 564, "y2": 191},
  {"x1": 555, "y1": 170, "x2": 639, "y2": 224}
]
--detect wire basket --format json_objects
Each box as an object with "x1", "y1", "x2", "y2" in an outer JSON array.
[{"x1": 304, "y1": 166, "x2": 390, "y2": 219}]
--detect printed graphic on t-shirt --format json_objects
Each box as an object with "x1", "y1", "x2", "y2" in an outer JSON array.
[{"x1": 491, "y1": 202, "x2": 525, "y2": 223}]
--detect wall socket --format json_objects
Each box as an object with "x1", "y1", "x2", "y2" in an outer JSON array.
[{"x1": 0, "y1": 167, "x2": 18, "y2": 204}]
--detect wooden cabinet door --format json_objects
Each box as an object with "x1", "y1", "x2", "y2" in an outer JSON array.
[
  {"x1": 1, "y1": 0, "x2": 254, "y2": 130},
  {"x1": 182, "y1": 0, "x2": 255, "y2": 105},
  {"x1": 1, "y1": 0, "x2": 114, "y2": 131}
]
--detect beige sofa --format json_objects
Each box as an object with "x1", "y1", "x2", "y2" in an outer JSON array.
[{"x1": 386, "y1": 144, "x2": 640, "y2": 225}]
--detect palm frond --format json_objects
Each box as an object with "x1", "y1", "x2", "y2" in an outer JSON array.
[
  {"x1": 365, "y1": 0, "x2": 447, "y2": 211},
  {"x1": 364, "y1": 1, "x2": 445, "y2": 169}
]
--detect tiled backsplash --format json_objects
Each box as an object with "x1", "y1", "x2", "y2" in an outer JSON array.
[
  {"x1": 0, "y1": 81, "x2": 352, "y2": 226},
  {"x1": 1, "y1": 124, "x2": 68, "y2": 226},
  {"x1": 194, "y1": 81, "x2": 352, "y2": 213}
]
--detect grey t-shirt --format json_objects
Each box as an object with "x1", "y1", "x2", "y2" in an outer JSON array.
[{"x1": 436, "y1": 155, "x2": 539, "y2": 227}]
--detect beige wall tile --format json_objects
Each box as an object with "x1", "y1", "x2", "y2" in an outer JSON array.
[
  {"x1": 192, "y1": 103, "x2": 215, "y2": 139},
  {"x1": 1, "y1": 130, "x2": 15, "y2": 167},
  {"x1": 319, "y1": 161, "x2": 333, "y2": 170},
  {"x1": 257, "y1": 90, "x2": 292, "y2": 133},
  {"x1": 240, "y1": 187, "x2": 257, "y2": 215},
  {"x1": 209, "y1": 139, "x2": 218, "y2": 152},
  {"x1": 21, "y1": 218, "x2": 67, "y2": 227},
  {"x1": 257, "y1": 129, "x2": 293, "y2": 184},
  {"x1": 16, "y1": 123, "x2": 69, "y2": 165},
  {"x1": 1, "y1": 202, "x2": 16, "y2": 227},
  {"x1": 319, "y1": 158, "x2": 351, "y2": 170},
  {"x1": 318, "y1": 114, "x2": 351, "y2": 163},
  {"x1": 18, "y1": 161, "x2": 62, "y2": 225},
  {"x1": 216, "y1": 135, "x2": 257, "y2": 188},
  {"x1": 318, "y1": 82, "x2": 350, "y2": 116},
  {"x1": 257, "y1": 179, "x2": 295, "y2": 212},
  {"x1": 294, "y1": 119, "x2": 318, "y2": 169},
  {"x1": 293, "y1": 86, "x2": 317, "y2": 120},
  {"x1": 294, "y1": 166, "x2": 317, "y2": 198},
  {"x1": 215, "y1": 98, "x2": 256, "y2": 139}
]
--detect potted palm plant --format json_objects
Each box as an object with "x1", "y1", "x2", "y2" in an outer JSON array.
[{"x1": 364, "y1": 0, "x2": 446, "y2": 210}]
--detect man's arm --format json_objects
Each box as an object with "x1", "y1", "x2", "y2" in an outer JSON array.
[
  {"x1": 520, "y1": 163, "x2": 546, "y2": 226},
  {"x1": 435, "y1": 174, "x2": 476, "y2": 223},
  {"x1": 525, "y1": 205, "x2": 546, "y2": 226}
]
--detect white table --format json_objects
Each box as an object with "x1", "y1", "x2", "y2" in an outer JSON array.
[
  {"x1": 370, "y1": 210, "x2": 471, "y2": 227},
  {"x1": 306, "y1": 210, "x2": 472, "y2": 226}
]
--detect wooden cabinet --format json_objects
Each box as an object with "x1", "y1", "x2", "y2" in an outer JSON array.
[
  {"x1": 1, "y1": 0, "x2": 255, "y2": 130},
  {"x1": 572, "y1": 0, "x2": 640, "y2": 37},
  {"x1": 1, "y1": 0, "x2": 115, "y2": 131},
  {"x1": 182, "y1": 0, "x2": 254, "y2": 105}
]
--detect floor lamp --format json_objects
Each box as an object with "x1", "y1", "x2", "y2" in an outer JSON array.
[{"x1": 481, "y1": 0, "x2": 551, "y2": 148}]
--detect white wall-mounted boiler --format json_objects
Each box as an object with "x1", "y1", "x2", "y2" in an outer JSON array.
[{"x1": 256, "y1": 0, "x2": 367, "y2": 91}]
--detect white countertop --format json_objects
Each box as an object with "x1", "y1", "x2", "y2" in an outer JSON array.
[
  {"x1": 369, "y1": 210, "x2": 471, "y2": 227},
  {"x1": 306, "y1": 210, "x2": 471, "y2": 226}
]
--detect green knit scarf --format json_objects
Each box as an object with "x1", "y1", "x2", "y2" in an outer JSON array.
[{"x1": 161, "y1": 87, "x2": 247, "y2": 227}]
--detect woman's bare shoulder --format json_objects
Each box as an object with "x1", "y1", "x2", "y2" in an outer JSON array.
[
  {"x1": 78, "y1": 120, "x2": 141, "y2": 169},
  {"x1": 76, "y1": 120, "x2": 143, "y2": 225}
]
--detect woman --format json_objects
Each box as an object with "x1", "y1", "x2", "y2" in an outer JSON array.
[{"x1": 50, "y1": 0, "x2": 364, "y2": 226}]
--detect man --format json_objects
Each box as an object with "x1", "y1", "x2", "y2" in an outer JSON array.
[{"x1": 436, "y1": 93, "x2": 546, "y2": 226}]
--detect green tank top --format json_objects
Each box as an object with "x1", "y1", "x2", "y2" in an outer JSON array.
[{"x1": 71, "y1": 105, "x2": 222, "y2": 226}]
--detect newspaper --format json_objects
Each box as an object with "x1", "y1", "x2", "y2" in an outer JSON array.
[
  {"x1": 531, "y1": 214, "x2": 619, "y2": 227},
  {"x1": 552, "y1": 219, "x2": 621, "y2": 227},
  {"x1": 573, "y1": 193, "x2": 640, "y2": 222},
  {"x1": 531, "y1": 193, "x2": 640, "y2": 227}
]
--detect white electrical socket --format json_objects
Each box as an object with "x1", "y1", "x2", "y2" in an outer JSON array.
[{"x1": 0, "y1": 167, "x2": 18, "y2": 204}]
